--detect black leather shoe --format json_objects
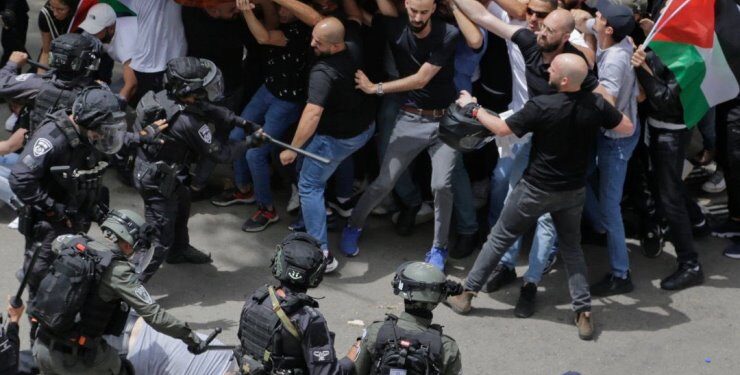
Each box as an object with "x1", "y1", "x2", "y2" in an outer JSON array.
[
  {"x1": 660, "y1": 262, "x2": 704, "y2": 290},
  {"x1": 449, "y1": 233, "x2": 478, "y2": 259},
  {"x1": 395, "y1": 204, "x2": 421, "y2": 236},
  {"x1": 480, "y1": 264, "x2": 517, "y2": 293},
  {"x1": 640, "y1": 224, "x2": 664, "y2": 258},
  {"x1": 167, "y1": 245, "x2": 213, "y2": 264},
  {"x1": 590, "y1": 272, "x2": 634, "y2": 297},
  {"x1": 514, "y1": 283, "x2": 537, "y2": 318}
]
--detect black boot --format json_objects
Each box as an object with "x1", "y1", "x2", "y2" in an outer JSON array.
[
  {"x1": 480, "y1": 264, "x2": 517, "y2": 293},
  {"x1": 514, "y1": 283, "x2": 537, "y2": 318},
  {"x1": 590, "y1": 272, "x2": 634, "y2": 297},
  {"x1": 449, "y1": 232, "x2": 478, "y2": 259},
  {"x1": 660, "y1": 262, "x2": 703, "y2": 290},
  {"x1": 395, "y1": 204, "x2": 421, "y2": 236}
]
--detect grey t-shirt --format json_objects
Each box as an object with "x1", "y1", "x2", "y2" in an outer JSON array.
[{"x1": 596, "y1": 38, "x2": 639, "y2": 138}]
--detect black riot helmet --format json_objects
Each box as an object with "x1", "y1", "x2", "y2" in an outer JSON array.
[
  {"x1": 72, "y1": 87, "x2": 127, "y2": 154},
  {"x1": 270, "y1": 233, "x2": 327, "y2": 289},
  {"x1": 163, "y1": 57, "x2": 224, "y2": 102},
  {"x1": 48, "y1": 33, "x2": 102, "y2": 79},
  {"x1": 438, "y1": 103, "x2": 497, "y2": 153}
]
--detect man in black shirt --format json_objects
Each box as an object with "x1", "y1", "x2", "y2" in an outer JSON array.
[
  {"x1": 212, "y1": 0, "x2": 312, "y2": 233},
  {"x1": 340, "y1": 0, "x2": 461, "y2": 271},
  {"x1": 279, "y1": 17, "x2": 373, "y2": 273},
  {"x1": 445, "y1": 54, "x2": 633, "y2": 341}
]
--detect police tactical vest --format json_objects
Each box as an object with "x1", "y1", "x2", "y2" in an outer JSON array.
[
  {"x1": 239, "y1": 286, "x2": 309, "y2": 373},
  {"x1": 30, "y1": 79, "x2": 85, "y2": 136},
  {"x1": 135, "y1": 90, "x2": 188, "y2": 162},
  {"x1": 31, "y1": 235, "x2": 128, "y2": 341},
  {"x1": 371, "y1": 315, "x2": 444, "y2": 375}
]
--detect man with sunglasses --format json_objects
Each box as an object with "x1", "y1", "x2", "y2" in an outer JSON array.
[{"x1": 452, "y1": 0, "x2": 607, "y2": 319}]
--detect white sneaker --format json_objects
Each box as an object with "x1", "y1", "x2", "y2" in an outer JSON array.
[
  {"x1": 702, "y1": 170, "x2": 726, "y2": 193},
  {"x1": 7, "y1": 217, "x2": 18, "y2": 229},
  {"x1": 391, "y1": 202, "x2": 434, "y2": 224},
  {"x1": 324, "y1": 252, "x2": 339, "y2": 273},
  {"x1": 287, "y1": 184, "x2": 300, "y2": 213},
  {"x1": 681, "y1": 159, "x2": 694, "y2": 181}
]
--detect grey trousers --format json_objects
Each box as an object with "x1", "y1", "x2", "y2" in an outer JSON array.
[
  {"x1": 465, "y1": 179, "x2": 592, "y2": 312},
  {"x1": 350, "y1": 111, "x2": 458, "y2": 248}
]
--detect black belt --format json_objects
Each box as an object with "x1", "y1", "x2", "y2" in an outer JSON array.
[
  {"x1": 36, "y1": 330, "x2": 91, "y2": 355},
  {"x1": 400, "y1": 105, "x2": 447, "y2": 119}
]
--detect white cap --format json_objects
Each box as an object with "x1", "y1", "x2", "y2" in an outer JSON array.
[{"x1": 79, "y1": 3, "x2": 116, "y2": 34}]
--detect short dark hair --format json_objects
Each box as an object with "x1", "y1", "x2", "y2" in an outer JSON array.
[{"x1": 532, "y1": 0, "x2": 559, "y2": 11}]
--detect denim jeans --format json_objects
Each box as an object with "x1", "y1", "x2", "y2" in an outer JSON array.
[
  {"x1": 300, "y1": 125, "x2": 374, "y2": 250},
  {"x1": 0, "y1": 166, "x2": 15, "y2": 207},
  {"x1": 229, "y1": 84, "x2": 302, "y2": 206},
  {"x1": 583, "y1": 127, "x2": 640, "y2": 278},
  {"x1": 649, "y1": 126, "x2": 703, "y2": 264},
  {"x1": 497, "y1": 140, "x2": 558, "y2": 285},
  {"x1": 465, "y1": 179, "x2": 591, "y2": 312},
  {"x1": 0, "y1": 153, "x2": 19, "y2": 171},
  {"x1": 488, "y1": 144, "x2": 520, "y2": 226}
]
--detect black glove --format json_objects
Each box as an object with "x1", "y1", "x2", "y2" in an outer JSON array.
[
  {"x1": 246, "y1": 133, "x2": 265, "y2": 148},
  {"x1": 185, "y1": 332, "x2": 207, "y2": 355},
  {"x1": 461, "y1": 102, "x2": 481, "y2": 119},
  {"x1": 138, "y1": 124, "x2": 165, "y2": 145},
  {"x1": 46, "y1": 203, "x2": 68, "y2": 222}
]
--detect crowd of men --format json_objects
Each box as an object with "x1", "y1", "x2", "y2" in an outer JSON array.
[{"x1": 0, "y1": 0, "x2": 738, "y2": 373}]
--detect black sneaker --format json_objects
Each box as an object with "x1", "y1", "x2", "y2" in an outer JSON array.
[
  {"x1": 590, "y1": 272, "x2": 634, "y2": 297},
  {"x1": 692, "y1": 219, "x2": 711, "y2": 238},
  {"x1": 660, "y1": 262, "x2": 704, "y2": 291},
  {"x1": 211, "y1": 188, "x2": 255, "y2": 207},
  {"x1": 166, "y1": 245, "x2": 213, "y2": 264},
  {"x1": 480, "y1": 264, "x2": 517, "y2": 293},
  {"x1": 328, "y1": 195, "x2": 357, "y2": 218},
  {"x1": 395, "y1": 204, "x2": 421, "y2": 236},
  {"x1": 242, "y1": 206, "x2": 280, "y2": 232},
  {"x1": 449, "y1": 232, "x2": 478, "y2": 259},
  {"x1": 640, "y1": 224, "x2": 664, "y2": 258},
  {"x1": 712, "y1": 220, "x2": 740, "y2": 239},
  {"x1": 514, "y1": 283, "x2": 537, "y2": 318}
]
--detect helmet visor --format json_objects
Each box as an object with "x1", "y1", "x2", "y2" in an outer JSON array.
[
  {"x1": 132, "y1": 245, "x2": 155, "y2": 275},
  {"x1": 201, "y1": 60, "x2": 225, "y2": 102},
  {"x1": 92, "y1": 112, "x2": 126, "y2": 154}
]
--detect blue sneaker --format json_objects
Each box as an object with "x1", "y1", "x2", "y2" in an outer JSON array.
[
  {"x1": 340, "y1": 226, "x2": 362, "y2": 257},
  {"x1": 425, "y1": 247, "x2": 448, "y2": 271},
  {"x1": 723, "y1": 241, "x2": 740, "y2": 259}
]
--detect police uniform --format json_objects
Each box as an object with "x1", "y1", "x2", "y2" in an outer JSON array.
[
  {"x1": 0, "y1": 61, "x2": 103, "y2": 135},
  {"x1": 0, "y1": 317, "x2": 20, "y2": 375},
  {"x1": 32, "y1": 234, "x2": 196, "y2": 375},
  {"x1": 238, "y1": 285, "x2": 354, "y2": 375},
  {"x1": 354, "y1": 312, "x2": 462, "y2": 375},
  {"x1": 132, "y1": 90, "x2": 252, "y2": 279},
  {"x1": 9, "y1": 110, "x2": 107, "y2": 296}
]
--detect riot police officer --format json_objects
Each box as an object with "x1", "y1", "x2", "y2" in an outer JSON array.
[
  {"x1": 9, "y1": 86, "x2": 132, "y2": 301},
  {"x1": 237, "y1": 233, "x2": 354, "y2": 375},
  {"x1": 354, "y1": 262, "x2": 463, "y2": 375},
  {"x1": 31, "y1": 209, "x2": 206, "y2": 375},
  {"x1": 0, "y1": 33, "x2": 107, "y2": 135},
  {"x1": 133, "y1": 56, "x2": 259, "y2": 279}
]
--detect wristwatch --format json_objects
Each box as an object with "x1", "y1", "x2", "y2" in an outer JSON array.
[{"x1": 376, "y1": 82, "x2": 384, "y2": 96}]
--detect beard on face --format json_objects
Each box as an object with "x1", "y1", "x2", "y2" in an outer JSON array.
[
  {"x1": 537, "y1": 35, "x2": 561, "y2": 53},
  {"x1": 101, "y1": 31, "x2": 113, "y2": 44},
  {"x1": 408, "y1": 18, "x2": 429, "y2": 33},
  {"x1": 548, "y1": 78, "x2": 560, "y2": 91}
]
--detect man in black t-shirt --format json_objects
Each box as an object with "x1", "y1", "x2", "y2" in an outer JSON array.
[
  {"x1": 445, "y1": 54, "x2": 633, "y2": 341},
  {"x1": 212, "y1": 0, "x2": 312, "y2": 233},
  {"x1": 340, "y1": 0, "x2": 461, "y2": 271},
  {"x1": 278, "y1": 17, "x2": 374, "y2": 272}
]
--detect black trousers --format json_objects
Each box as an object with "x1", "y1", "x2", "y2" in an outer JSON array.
[
  {"x1": 649, "y1": 126, "x2": 705, "y2": 264},
  {"x1": 138, "y1": 183, "x2": 191, "y2": 281},
  {"x1": 130, "y1": 70, "x2": 165, "y2": 108},
  {"x1": 716, "y1": 96, "x2": 740, "y2": 219}
]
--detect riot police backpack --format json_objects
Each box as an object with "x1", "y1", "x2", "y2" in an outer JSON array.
[
  {"x1": 372, "y1": 314, "x2": 444, "y2": 375},
  {"x1": 30, "y1": 235, "x2": 118, "y2": 337}
]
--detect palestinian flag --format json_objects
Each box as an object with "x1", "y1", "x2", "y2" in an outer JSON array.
[
  {"x1": 68, "y1": 0, "x2": 137, "y2": 33},
  {"x1": 649, "y1": 0, "x2": 740, "y2": 127}
]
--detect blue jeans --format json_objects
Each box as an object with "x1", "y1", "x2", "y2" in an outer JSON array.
[
  {"x1": 300, "y1": 125, "x2": 374, "y2": 250},
  {"x1": 488, "y1": 144, "x2": 520, "y2": 226},
  {"x1": 584, "y1": 127, "x2": 639, "y2": 278},
  {"x1": 498, "y1": 140, "x2": 558, "y2": 285},
  {"x1": 0, "y1": 153, "x2": 19, "y2": 172},
  {"x1": 229, "y1": 84, "x2": 302, "y2": 206}
]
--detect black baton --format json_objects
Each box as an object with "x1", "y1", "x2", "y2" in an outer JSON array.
[
  {"x1": 261, "y1": 133, "x2": 331, "y2": 164},
  {"x1": 12, "y1": 242, "x2": 42, "y2": 308},
  {"x1": 26, "y1": 59, "x2": 50, "y2": 71}
]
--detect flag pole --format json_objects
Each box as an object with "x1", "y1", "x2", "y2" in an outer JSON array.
[{"x1": 643, "y1": 0, "x2": 694, "y2": 46}]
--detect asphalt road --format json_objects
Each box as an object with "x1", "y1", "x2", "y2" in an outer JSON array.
[{"x1": 1, "y1": 3, "x2": 738, "y2": 374}]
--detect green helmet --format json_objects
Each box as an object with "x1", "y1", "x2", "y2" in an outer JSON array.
[
  {"x1": 100, "y1": 209, "x2": 149, "y2": 248},
  {"x1": 391, "y1": 262, "x2": 463, "y2": 304}
]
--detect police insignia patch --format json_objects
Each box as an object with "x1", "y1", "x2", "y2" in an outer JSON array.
[
  {"x1": 198, "y1": 125, "x2": 212, "y2": 144},
  {"x1": 134, "y1": 285, "x2": 154, "y2": 304},
  {"x1": 15, "y1": 73, "x2": 33, "y2": 82},
  {"x1": 32, "y1": 138, "x2": 53, "y2": 157},
  {"x1": 312, "y1": 350, "x2": 331, "y2": 363}
]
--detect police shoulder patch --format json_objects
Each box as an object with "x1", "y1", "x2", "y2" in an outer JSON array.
[
  {"x1": 198, "y1": 125, "x2": 212, "y2": 144},
  {"x1": 32, "y1": 138, "x2": 53, "y2": 157},
  {"x1": 311, "y1": 349, "x2": 333, "y2": 363},
  {"x1": 134, "y1": 285, "x2": 154, "y2": 304},
  {"x1": 14, "y1": 73, "x2": 33, "y2": 82}
]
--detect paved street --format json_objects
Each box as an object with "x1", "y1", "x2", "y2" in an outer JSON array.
[{"x1": 1, "y1": 4, "x2": 738, "y2": 374}]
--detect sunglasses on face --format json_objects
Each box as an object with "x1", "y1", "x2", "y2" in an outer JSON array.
[{"x1": 526, "y1": 7, "x2": 550, "y2": 19}]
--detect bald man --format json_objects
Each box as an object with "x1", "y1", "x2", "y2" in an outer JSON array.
[
  {"x1": 279, "y1": 16, "x2": 375, "y2": 268},
  {"x1": 446, "y1": 53, "x2": 633, "y2": 341}
]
